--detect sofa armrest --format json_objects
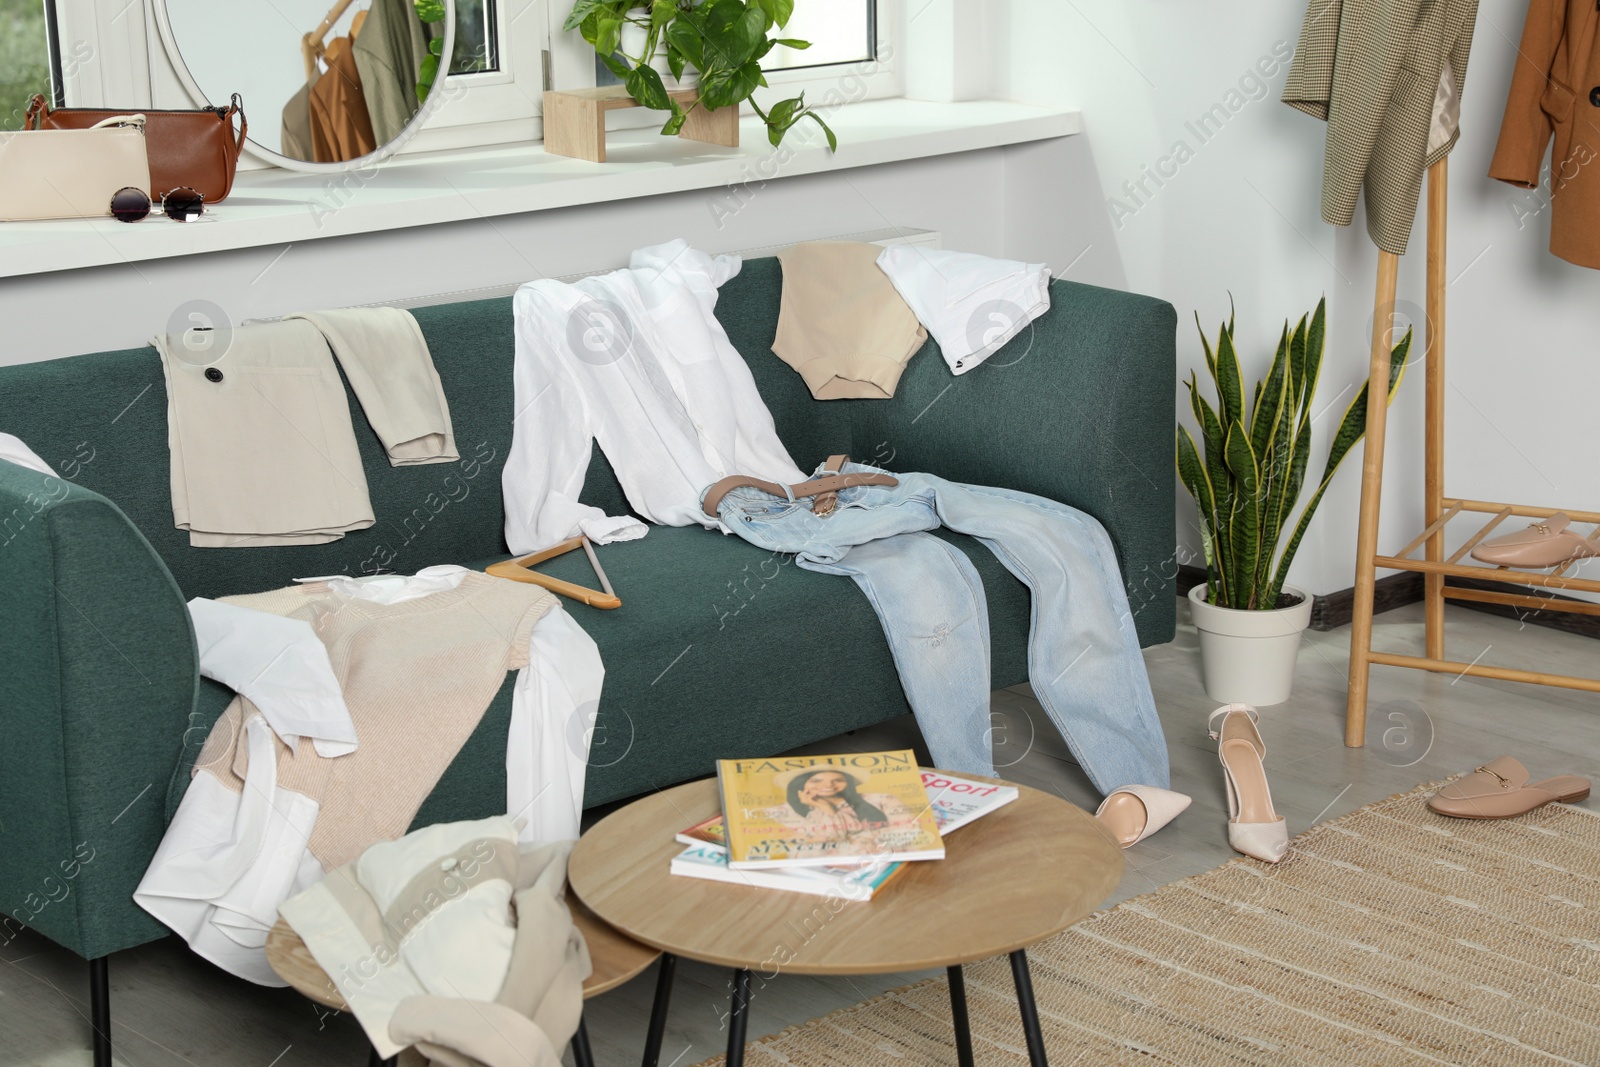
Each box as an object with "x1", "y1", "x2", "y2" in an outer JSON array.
[
  {"x1": 847, "y1": 278, "x2": 1178, "y2": 646},
  {"x1": 0, "y1": 463, "x2": 197, "y2": 960}
]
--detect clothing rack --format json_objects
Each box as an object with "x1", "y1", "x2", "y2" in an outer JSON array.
[{"x1": 1344, "y1": 156, "x2": 1600, "y2": 748}]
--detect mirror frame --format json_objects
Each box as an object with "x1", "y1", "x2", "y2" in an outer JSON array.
[{"x1": 151, "y1": 0, "x2": 456, "y2": 173}]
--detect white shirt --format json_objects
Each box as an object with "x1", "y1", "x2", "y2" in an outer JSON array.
[
  {"x1": 135, "y1": 566, "x2": 602, "y2": 984},
  {"x1": 0, "y1": 432, "x2": 54, "y2": 477},
  {"x1": 876, "y1": 245, "x2": 1052, "y2": 376},
  {"x1": 501, "y1": 239, "x2": 807, "y2": 555}
]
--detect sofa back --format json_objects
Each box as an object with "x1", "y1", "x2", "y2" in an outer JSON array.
[
  {"x1": 0, "y1": 255, "x2": 1177, "y2": 640},
  {"x1": 0, "y1": 258, "x2": 846, "y2": 600}
]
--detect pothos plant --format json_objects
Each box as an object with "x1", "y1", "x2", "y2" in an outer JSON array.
[
  {"x1": 1176, "y1": 298, "x2": 1410, "y2": 611},
  {"x1": 564, "y1": 0, "x2": 837, "y2": 149},
  {"x1": 413, "y1": 0, "x2": 448, "y2": 102}
]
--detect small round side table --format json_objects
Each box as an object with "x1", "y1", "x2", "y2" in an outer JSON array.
[{"x1": 568, "y1": 772, "x2": 1123, "y2": 1067}]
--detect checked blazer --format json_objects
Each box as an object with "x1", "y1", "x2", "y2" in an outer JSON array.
[{"x1": 1282, "y1": 0, "x2": 1481, "y2": 255}]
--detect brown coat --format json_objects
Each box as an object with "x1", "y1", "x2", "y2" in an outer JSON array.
[
  {"x1": 1489, "y1": 0, "x2": 1600, "y2": 268},
  {"x1": 309, "y1": 39, "x2": 378, "y2": 164}
]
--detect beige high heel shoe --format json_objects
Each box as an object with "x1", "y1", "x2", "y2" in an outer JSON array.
[
  {"x1": 1208, "y1": 704, "x2": 1288, "y2": 863},
  {"x1": 1094, "y1": 785, "x2": 1192, "y2": 848}
]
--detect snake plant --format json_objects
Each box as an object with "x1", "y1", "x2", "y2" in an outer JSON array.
[{"x1": 1177, "y1": 298, "x2": 1410, "y2": 611}]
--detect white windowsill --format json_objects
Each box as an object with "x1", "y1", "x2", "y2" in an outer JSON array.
[{"x1": 0, "y1": 98, "x2": 1079, "y2": 279}]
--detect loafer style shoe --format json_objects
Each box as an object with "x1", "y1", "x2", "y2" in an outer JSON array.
[
  {"x1": 1095, "y1": 785, "x2": 1192, "y2": 848},
  {"x1": 1208, "y1": 704, "x2": 1289, "y2": 863},
  {"x1": 1471, "y1": 513, "x2": 1600, "y2": 569},
  {"x1": 1427, "y1": 756, "x2": 1591, "y2": 819}
]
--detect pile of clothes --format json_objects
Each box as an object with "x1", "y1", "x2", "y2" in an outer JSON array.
[{"x1": 502, "y1": 239, "x2": 1171, "y2": 796}]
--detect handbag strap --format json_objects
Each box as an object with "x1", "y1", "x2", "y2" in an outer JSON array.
[
  {"x1": 227, "y1": 93, "x2": 248, "y2": 159},
  {"x1": 24, "y1": 93, "x2": 49, "y2": 130},
  {"x1": 89, "y1": 114, "x2": 146, "y2": 130}
]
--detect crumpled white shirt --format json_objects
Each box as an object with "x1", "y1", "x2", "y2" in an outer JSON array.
[
  {"x1": 135, "y1": 566, "x2": 602, "y2": 985},
  {"x1": 0, "y1": 432, "x2": 54, "y2": 477},
  {"x1": 501, "y1": 239, "x2": 807, "y2": 555},
  {"x1": 876, "y1": 245, "x2": 1052, "y2": 376},
  {"x1": 187, "y1": 597, "x2": 358, "y2": 757}
]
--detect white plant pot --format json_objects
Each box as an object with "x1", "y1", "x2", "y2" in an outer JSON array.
[
  {"x1": 619, "y1": 18, "x2": 692, "y2": 88},
  {"x1": 1188, "y1": 583, "x2": 1313, "y2": 707}
]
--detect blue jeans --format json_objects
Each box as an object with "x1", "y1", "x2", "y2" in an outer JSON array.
[{"x1": 712, "y1": 464, "x2": 1170, "y2": 794}]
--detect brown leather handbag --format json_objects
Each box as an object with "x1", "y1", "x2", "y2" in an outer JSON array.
[{"x1": 25, "y1": 94, "x2": 247, "y2": 205}]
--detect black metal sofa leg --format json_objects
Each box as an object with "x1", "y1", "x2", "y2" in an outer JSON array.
[{"x1": 89, "y1": 956, "x2": 113, "y2": 1067}]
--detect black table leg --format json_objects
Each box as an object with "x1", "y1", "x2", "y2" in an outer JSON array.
[
  {"x1": 571, "y1": 1015, "x2": 596, "y2": 1067},
  {"x1": 1009, "y1": 950, "x2": 1049, "y2": 1067},
  {"x1": 89, "y1": 956, "x2": 113, "y2": 1067},
  {"x1": 640, "y1": 952, "x2": 678, "y2": 1067},
  {"x1": 725, "y1": 968, "x2": 753, "y2": 1067},
  {"x1": 947, "y1": 965, "x2": 975, "y2": 1067}
]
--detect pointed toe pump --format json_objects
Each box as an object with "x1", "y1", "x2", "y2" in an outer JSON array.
[
  {"x1": 1208, "y1": 704, "x2": 1288, "y2": 863},
  {"x1": 1095, "y1": 785, "x2": 1192, "y2": 848}
]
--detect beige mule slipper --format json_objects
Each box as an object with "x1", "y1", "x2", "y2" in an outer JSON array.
[{"x1": 1427, "y1": 755, "x2": 1590, "y2": 820}]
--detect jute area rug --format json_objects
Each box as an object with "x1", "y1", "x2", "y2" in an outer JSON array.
[{"x1": 691, "y1": 782, "x2": 1600, "y2": 1065}]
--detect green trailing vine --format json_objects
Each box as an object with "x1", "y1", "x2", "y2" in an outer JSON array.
[
  {"x1": 564, "y1": 0, "x2": 837, "y2": 149},
  {"x1": 414, "y1": 0, "x2": 447, "y2": 102}
]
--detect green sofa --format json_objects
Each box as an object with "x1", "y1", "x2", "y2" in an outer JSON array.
[{"x1": 0, "y1": 258, "x2": 1176, "y2": 985}]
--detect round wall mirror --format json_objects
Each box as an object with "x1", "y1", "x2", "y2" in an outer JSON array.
[{"x1": 153, "y1": 0, "x2": 456, "y2": 172}]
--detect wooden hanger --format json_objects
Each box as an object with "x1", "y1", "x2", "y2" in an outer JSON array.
[
  {"x1": 487, "y1": 536, "x2": 622, "y2": 610},
  {"x1": 302, "y1": 0, "x2": 366, "y2": 79}
]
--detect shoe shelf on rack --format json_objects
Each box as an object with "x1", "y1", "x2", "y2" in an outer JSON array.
[
  {"x1": 1345, "y1": 158, "x2": 1600, "y2": 748},
  {"x1": 1368, "y1": 499, "x2": 1600, "y2": 695}
]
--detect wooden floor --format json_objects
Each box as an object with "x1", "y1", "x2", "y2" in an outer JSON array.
[{"x1": 4, "y1": 597, "x2": 1596, "y2": 1067}]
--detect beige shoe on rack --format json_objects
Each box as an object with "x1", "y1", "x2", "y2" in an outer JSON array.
[{"x1": 1208, "y1": 704, "x2": 1288, "y2": 863}]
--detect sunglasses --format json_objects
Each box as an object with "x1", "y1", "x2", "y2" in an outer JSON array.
[{"x1": 109, "y1": 186, "x2": 206, "y2": 223}]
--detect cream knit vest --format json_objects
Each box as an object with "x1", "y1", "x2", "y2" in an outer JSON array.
[{"x1": 193, "y1": 572, "x2": 557, "y2": 868}]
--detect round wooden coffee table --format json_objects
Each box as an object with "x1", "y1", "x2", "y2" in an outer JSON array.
[
  {"x1": 568, "y1": 772, "x2": 1123, "y2": 1067},
  {"x1": 266, "y1": 895, "x2": 662, "y2": 1067}
]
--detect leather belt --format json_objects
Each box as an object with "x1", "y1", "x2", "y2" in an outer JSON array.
[{"x1": 702, "y1": 454, "x2": 898, "y2": 518}]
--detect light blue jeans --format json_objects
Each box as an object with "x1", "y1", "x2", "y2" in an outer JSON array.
[{"x1": 711, "y1": 464, "x2": 1170, "y2": 795}]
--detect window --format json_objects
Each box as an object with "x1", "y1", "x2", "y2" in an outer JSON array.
[
  {"x1": 762, "y1": 0, "x2": 875, "y2": 71},
  {"x1": 0, "y1": 0, "x2": 59, "y2": 129},
  {"x1": 450, "y1": 0, "x2": 497, "y2": 73},
  {"x1": 590, "y1": 0, "x2": 878, "y2": 87},
  {"x1": 565, "y1": 0, "x2": 897, "y2": 128},
  {"x1": 46, "y1": 0, "x2": 896, "y2": 161}
]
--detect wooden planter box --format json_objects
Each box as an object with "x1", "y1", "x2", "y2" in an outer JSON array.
[{"x1": 543, "y1": 85, "x2": 739, "y2": 163}]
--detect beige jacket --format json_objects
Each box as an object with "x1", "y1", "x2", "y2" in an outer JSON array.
[
  {"x1": 280, "y1": 818, "x2": 590, "y2": 1066},
  {"x1": 1282, "y1": 0, "x2": 1481, "y2": 254}
]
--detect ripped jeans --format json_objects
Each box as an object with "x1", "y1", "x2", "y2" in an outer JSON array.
[{"x1": 711, "y1": 464, "x2": 1169, "y2": 794}]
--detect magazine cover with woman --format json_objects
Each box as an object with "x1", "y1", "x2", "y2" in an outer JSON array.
[{"x1": 715, "y1": 749, "x2": 945, "y2": 869}]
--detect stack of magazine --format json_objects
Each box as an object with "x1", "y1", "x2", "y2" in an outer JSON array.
[{"x1": 670, "y1": 749, "x2": 1018, "y2": 901}]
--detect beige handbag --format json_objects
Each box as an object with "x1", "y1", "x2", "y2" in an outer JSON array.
[{"x1": 0, "y1": 114, "x2": 149, "y2": 222}]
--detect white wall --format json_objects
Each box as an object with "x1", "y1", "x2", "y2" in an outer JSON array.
[
  {"x1": 992, "y1": 0, "x2": 1600, "y2": 596},
  {"x1": 0, "y1": 135, "x2": 1117, "y2": 360}
]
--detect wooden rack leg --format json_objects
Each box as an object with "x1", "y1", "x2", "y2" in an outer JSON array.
[
  {"x1": 1346, "y1": 249, "x2": 1401, "y2": 747},
  {"x1": 1424, "y1": 159, "x2": 1448, "y2": 662}
]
